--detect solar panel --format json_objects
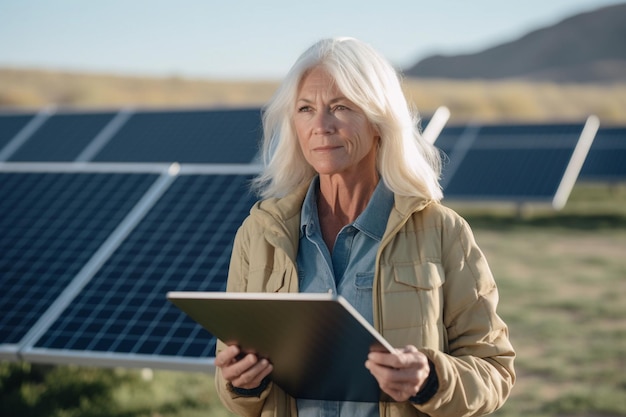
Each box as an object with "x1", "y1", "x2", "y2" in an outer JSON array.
[
  {"x1": 440, "y1": 117, "x2": 599, "y2": 209},
  {"x1": 0, "y1": 113, "x2": 35, "y2": 151},
  {"x1": 92, "y1": 108, "x2": 262, "y2": 163},
  {"x1": 22, "y1": 171, "x2": 259, "y2": 370},
  {"x1": 579, "y1": 126, "x2": 626, "y2": 182},
  {"x1": 8, "y1": 112, "x2": 117, "y2": 162},
  {"x1": 0, "y1": 170, "x2": 159, "y2": 358}
]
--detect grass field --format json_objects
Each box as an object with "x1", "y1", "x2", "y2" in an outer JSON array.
[
  {"x1": 455, "y1": 184, "x2": 626, "y2": 416},
  {"x1": 3, "y1": 183, "x2": 623, "y2": 417}
]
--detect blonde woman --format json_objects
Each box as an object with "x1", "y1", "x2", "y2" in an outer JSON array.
[{"x1": 215, "y1": 37, "x2": 515, "y2": 417}]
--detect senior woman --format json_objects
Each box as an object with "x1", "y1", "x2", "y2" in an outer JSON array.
[{"x1": 214, "y1": 37, "x2": 515, "y2": 417}]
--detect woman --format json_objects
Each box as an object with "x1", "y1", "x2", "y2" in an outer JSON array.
[{"x1": 214, "y1": 37, "x2": 515, "y2": 417}]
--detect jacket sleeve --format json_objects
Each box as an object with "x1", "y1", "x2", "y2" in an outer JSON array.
[
  {"x1": 214, "y1": 221, "x2": 272, "y2": 417},
  {"x1": 417, "y1": 216, "x2": 516, "y2": 416}
]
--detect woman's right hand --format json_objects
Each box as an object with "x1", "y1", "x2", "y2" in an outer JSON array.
[{"x1": 215, "y1": 344, "x2": 273, "y2": 390}]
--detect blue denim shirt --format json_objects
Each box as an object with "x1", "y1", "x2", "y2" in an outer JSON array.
[{"x1": 296, "y1": 176, "x2": 394, "y2": 417}]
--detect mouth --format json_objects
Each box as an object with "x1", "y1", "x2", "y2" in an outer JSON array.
[{"x1": 312, "y1": 145, "x2": 342, "y2": 152}]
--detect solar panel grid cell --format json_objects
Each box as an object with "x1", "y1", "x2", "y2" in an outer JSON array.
[
  {"x1": 34, "y1": 174, "x2": 258, "y2": 360},
  {"x1": 93, "y1": 109, "x2": 262, "y2": 163},
  {"x1": 8, "y1": 113, "x2": 117, "y2": 162},
  {"x1": 0, "y1": 114, "x2": 34, "y2": 150},
  {"x1": 0, "y1": 172, "x2": 159, "y2": 345}
]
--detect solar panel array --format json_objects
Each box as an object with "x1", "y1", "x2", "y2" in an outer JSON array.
[
  {"x1": 1, "y1": 163, "x2": 260, "y2": 371},
  {"x1": 0, "y1": 105, "x2": 622, "y2": 371},
  {"x1": 0, "y1": 171, "x2": 158, "y2": 347},
  {"x1": 25, "y1": 171, "x2": 258, "y2": 370},
  {"x1": 0, "y1": 107, "x2": 265, "y2": 369},
  {"x1": 438, "y1": 118, "x2": 600, "y2": 209},
  {"x1": 0, "y1": 107, "x2": 262, "y2": 163}
]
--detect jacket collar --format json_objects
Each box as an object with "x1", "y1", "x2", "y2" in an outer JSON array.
[
  {"x1": 250, "y1": 180, "x2": 436, "y2": 256},
  {"x1": 251, "y1": 182, "x2": 310, "y2": 261},
  {"x1": 384, "y1": 193, "x2": 436, "y2": 241}
]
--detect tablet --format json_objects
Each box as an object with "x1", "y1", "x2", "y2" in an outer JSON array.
[{"x1": 166, "y1": 291, "x2": 394, "y2": 402}]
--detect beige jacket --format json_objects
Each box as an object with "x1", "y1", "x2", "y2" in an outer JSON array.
[{"x1": 216, "y1": 183, "x2": 515, "y2": 417}]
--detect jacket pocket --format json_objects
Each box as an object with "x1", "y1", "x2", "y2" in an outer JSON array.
[
  {"x1": 384, "y1": 262, "x2": 445, "y2": 348},
  {"x1": 393, "y1": 261, "x2": 445, "y2": 290}
]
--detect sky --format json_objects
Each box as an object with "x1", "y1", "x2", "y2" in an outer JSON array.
[{"x1": 0, "y1": 0, "x2": 624, "y2": 80}]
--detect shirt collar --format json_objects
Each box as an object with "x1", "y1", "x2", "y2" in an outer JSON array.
[
  {"x1": 353, "y1": 179, "x2": 394, "y2": 240},
  {"x1": 300, "y1": 177, "x2": 320, "y2": 238},
  {"x1": 300, "y1": 176, "x2": 394, "y2": 241}
]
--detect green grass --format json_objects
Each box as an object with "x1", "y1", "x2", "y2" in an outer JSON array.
[
  {"x1": 111, "y1": 369, "x2": 236, "y2": 417},
  {"x1": 463, "y1": 184, "x2": 626, "y2": 416},
  {"x1": 1, "y1": 183, "x2": 625, "y2": 416}
]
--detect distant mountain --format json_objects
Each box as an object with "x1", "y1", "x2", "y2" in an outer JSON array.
[{"x1": 404, "y1": 3, "x2": 626, "y2": 82}]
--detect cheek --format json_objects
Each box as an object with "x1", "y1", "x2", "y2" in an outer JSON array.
[
  {"x1": 296, "y1": 134, "x2": 315, "y2": 166},
  {"x1": 296, "y1": 131, "x2": 308, "y2": 154},
  {"x1": 294, "y1": 121, "x2": 310, "y2": 145}
]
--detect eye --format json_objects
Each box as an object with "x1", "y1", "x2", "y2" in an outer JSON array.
[
  {"x1": 332, "y1": 104, "x2": 349, "y2": 112},
  {"x1": 297, "y1": 105, "x2": 312, "y2": 113}
]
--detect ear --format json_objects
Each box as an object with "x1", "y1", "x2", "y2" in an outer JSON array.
[{"x1": 371, "y1": 123, "x2": 381, "y2": 139}]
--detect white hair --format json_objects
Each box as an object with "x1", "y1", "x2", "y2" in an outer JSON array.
[{"x1": 252, "y1": 37, "x2": 442, "y2": 201}]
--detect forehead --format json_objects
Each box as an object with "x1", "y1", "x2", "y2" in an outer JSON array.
[{"x1": 297, "y1": 67, "x2": 342, "y2": 97}]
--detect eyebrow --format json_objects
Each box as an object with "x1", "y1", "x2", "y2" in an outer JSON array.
[{"x1": 296, "y1": 96, "x2": 350, "y2": 105}]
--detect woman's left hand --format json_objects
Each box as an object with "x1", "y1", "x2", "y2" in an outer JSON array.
[{"x1": 365, "y1": 345, "x2": 431, "y2": 402}]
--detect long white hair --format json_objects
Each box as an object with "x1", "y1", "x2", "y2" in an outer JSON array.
[{"x1": 252, "y1": 37, "x2": 442, "y2": 201}]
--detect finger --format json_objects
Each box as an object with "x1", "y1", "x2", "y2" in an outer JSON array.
[
  {"x1": 367, "y1": 351, "x2": 398, "y2": 369},
  {"x1": 366, "y1": 359, "x2": 429, "y2": 400},
  {"x1": 215, "y1": 345, "x2": 241, "y2": 368},
  {"x1": 232, "y1": 358, "x2": 273, "y2": 389},
  {"x1": 369, "y1": 348, "x2": 428, "y2": 370},
  {"x1": 366, "y1": 360, "x2": 420, "y2": 385},
  {"x1": 366, "y1": 364, "x2": 416, "y2": 401},
  {"x1": 400, "y1": 345, "x2": 419, "y2": 354},
  {"x1": 221, "y1": 352, "x2": 259, "y2": 381},
  {"x1": 370, "y1": 371, "x2": 421, "y2": 402},
  {"x1": 365, "y1": 359, "x2": 396, "y2": 380}
]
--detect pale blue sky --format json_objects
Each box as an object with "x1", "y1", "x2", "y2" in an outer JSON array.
[{"x1": 0, "y1": 0, "x2": 623, "y2": 80}]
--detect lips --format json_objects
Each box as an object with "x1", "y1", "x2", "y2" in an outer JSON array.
[{"x1": 312, "y1": 145, "x2": 342, "y2": 151}]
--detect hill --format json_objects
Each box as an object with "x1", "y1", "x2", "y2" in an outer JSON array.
[{"x1": 404, "y1": 3, "x2": 626, "y2": 83}]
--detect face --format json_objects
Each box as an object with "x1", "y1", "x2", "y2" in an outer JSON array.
[{"x1": 293, "y1": 66, "x2": 379, "y2": 178}]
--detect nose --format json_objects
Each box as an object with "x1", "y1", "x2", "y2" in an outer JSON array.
[{"x1": 313, "y1": 110, "x2": 335, "y2": 135}]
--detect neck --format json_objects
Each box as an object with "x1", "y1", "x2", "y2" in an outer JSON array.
[{"x1": 317, "y1": 171, "x2": 379, "y2": 225}]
